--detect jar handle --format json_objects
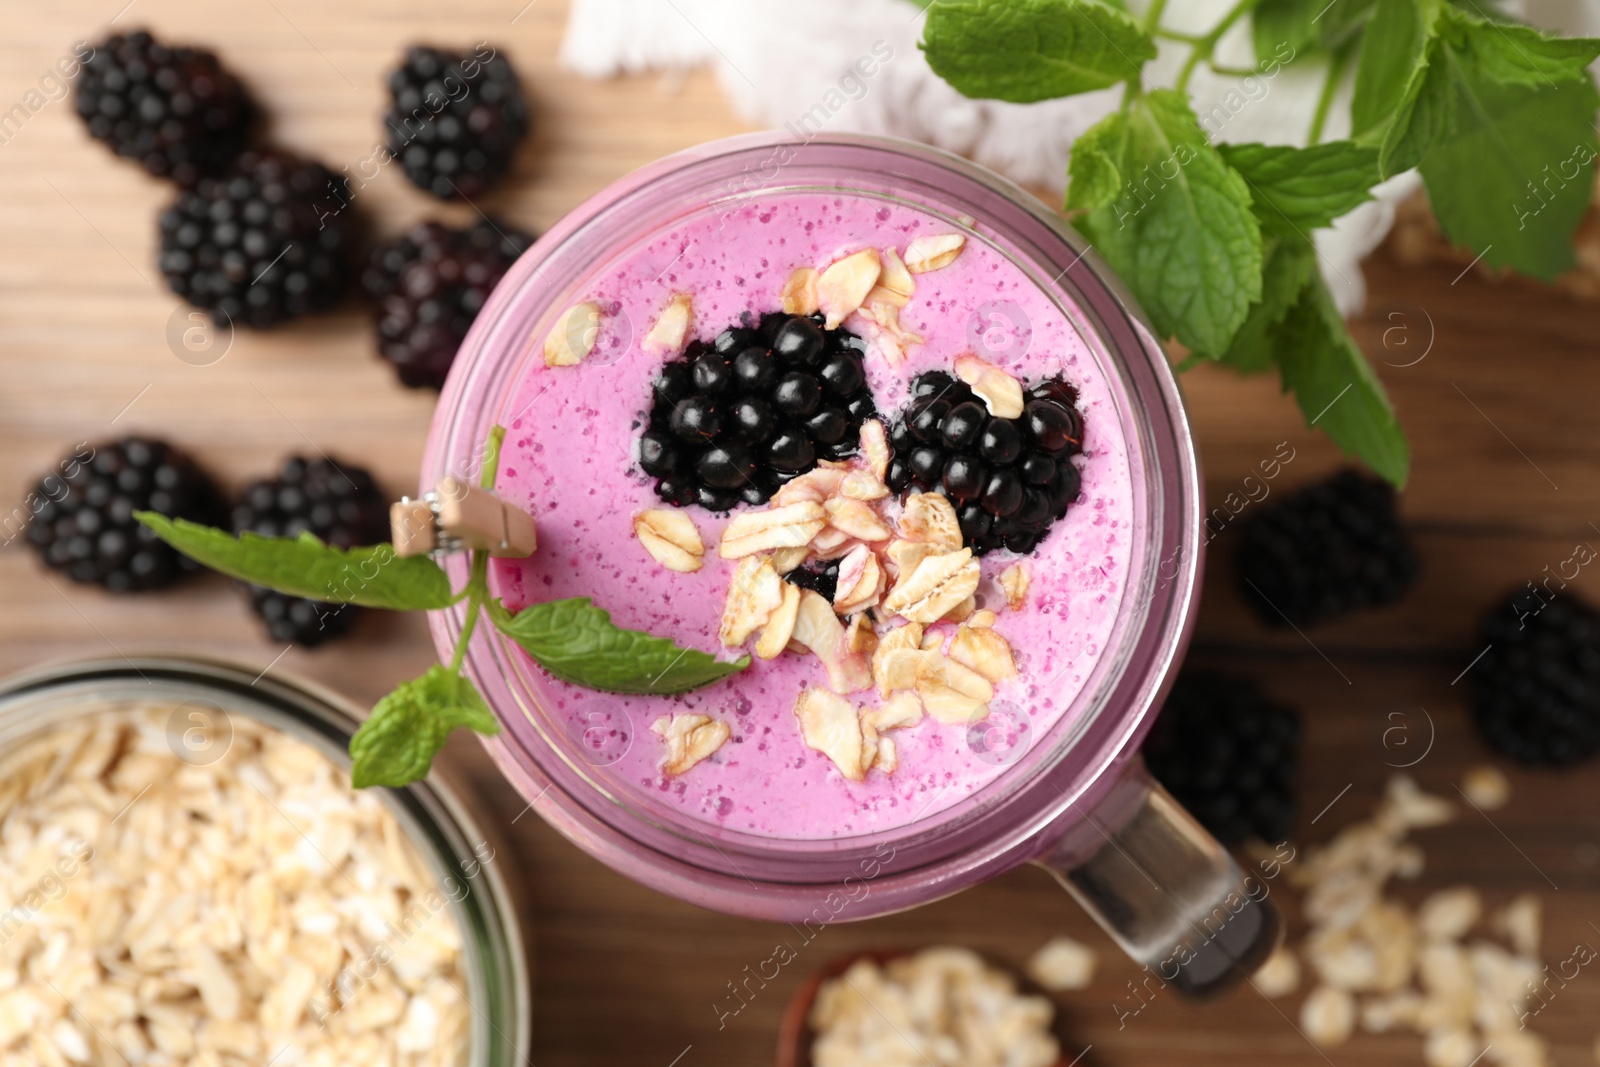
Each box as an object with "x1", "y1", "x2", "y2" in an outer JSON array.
[{"x1": 1033, "y1": 757, "x2": 1282, "y2": 999}]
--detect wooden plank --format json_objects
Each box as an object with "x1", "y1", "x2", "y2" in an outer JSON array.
[{"x1": 3, "y1": 2, "x2": 1600, "y2": 1065}]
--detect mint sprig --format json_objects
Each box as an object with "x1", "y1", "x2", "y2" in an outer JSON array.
[
  {"x1": 1069, "y1": 89, "x2": 1264, "y2": 356},
  {"x1": 1217, "y1": 141, "x2": 1380, "y2": 234},
  {"x1": 922, "y1": 0, "x2": 1600, "y2": 486},
  {"x1": 489, "y1": 598, "x2": 749, "y2": 694},
  {"x1": 1254, "y1": 0, "x2": 1374, "y2": 60},
  {"x1": 921, "y1": 0, "x2": 1156, "y2": 102},
  {"x1": 134, "y1": 514, "x2": 457, "y2": 610},
  {"x1": 137, "y1": 424, "x2": 745, "y2": 788},
  {"x1": 349, "y1": 665, "x2": 499, "y2": 788}
]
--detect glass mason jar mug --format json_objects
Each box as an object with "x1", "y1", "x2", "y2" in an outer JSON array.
[{"x1": 424, "y1": 132, "x2": 1279, "y2": 997}]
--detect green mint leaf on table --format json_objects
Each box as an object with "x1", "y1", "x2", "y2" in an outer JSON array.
[
  {"x1": 1068, "y1": 89, "x2": 1263, "y2": 355},
  {"x1": 1253, "y1": 0, "x2": 1373, "y2": 61},
  {"x1": 1372, "y1": 6, "x2": 1599, "y2": 176},
  {"x1": 1419, "y1": 72, "x2": 1598, "y2": 281},
  {"x1": 1218, "y1": 142, "x2": 1381, "y2": 235},
  {"x1": 1277, "y1": 274, "x2": 1411, "y2": 486},
  {"x1": 349, "y1": 666, "x2": 499, "y2": 789},
  {"x1": 921, "y1": 0, "x2": 1155, "y2": 103},
  {"x1": 134, "y1": 513, "x2": 455, "y2": 610},
  {"x1": 489, "y1": 598, "x2": 748, "y2": 695},
  {"x1": 1436, "y1": 6, "x2": 1600, "y2": 87},
  {"x1": 1350, "y1": 0, "x2": 1435, "y2": 152},
  {"x1": 1063, "y1": 111, "x2": 1126, "y2": 213},
  {"x1": 922, "y1": 0, "x2": 1599, "y2": 487},
  {"x1": 1354, "y1": 0, "x2": 1600, "y2": 278},
  {"x1": 1201, "y1": 238, "x2": 1318, "y2": 374}
]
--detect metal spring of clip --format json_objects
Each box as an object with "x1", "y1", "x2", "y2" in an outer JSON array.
[{"x1": 390, "y1": 477, "x2": 538, "y2": 559}]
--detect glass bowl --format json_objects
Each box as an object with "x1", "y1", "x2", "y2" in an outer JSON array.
[{"x1": 0, "y1": 655, "x2": 530, "y2": 1066}]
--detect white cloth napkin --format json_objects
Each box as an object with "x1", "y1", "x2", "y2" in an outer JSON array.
[{"x1": 560, "y1": 0, "x2": 1579, "y2": 315}]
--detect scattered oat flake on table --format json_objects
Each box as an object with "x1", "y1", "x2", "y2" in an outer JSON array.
[
  {"x1": 1416, "y1": 886, "x2": 1482, "y2": 942},
  {"x1": 1461, "y1": 764, "x2": 1511, "y2": 810},
  {"x1": 1302, "y1": 985, "x2": 1357, "y2": 1046},
  {"x1": 1026, "y1": 936, "x2": 1097, "y2": 991},
  {"x1": 1277, "y1": 775, "x2": 1557, "y2": 1064},
  {"x1": 1492, "y1": 893, "x2": 1541, "y2": 958},
  {"x1": 1252, "y1": 944, "x2": 1301, "y2": 998}
]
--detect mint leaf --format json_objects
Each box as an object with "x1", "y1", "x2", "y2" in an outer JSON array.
[
  {"x1": 1277, "y1": 274, "x2": 1410, "y2": 486},
  {"x1": 349, "y1": 666, "x2": 499, "y2": 788},
  {"x1": 1220, "y1": 141, "x2": 1381, "y2": 235},
  {"x1": 489, "y1": 598, "x2": 747, "y2": 695},
  {"x1": 135, "y1": 513, "x2": 455, "y2": 610},
  {"x1": 1064, "y1": 109, "x2": 1128, "y2": 213},
  {"x1": 1419, "y1": 71, "x2": 1598, "y2": 280},
  {"x1": 1351, "y1": 0, "x2": 1434, "y2": 149},
  {"x1": 1253, "y1": 0, "x2": 1373, "y2": 61},
  {"x1": 1442, "y1": 0, "x2": 1513, "y2": 21},
  {"x1": 1437, "y1": 6, "x2": 1600, "y2": 87},
  {"x1": 1072, "y1": 90, "x2": 1263, "y2": 354},
  {"x1": 921, "y1": 0, "x2": 1156, "y2": 103},
  {"x1": 1204, "y1": 237, "x2": 1318, "y2": 373},
  {"x1": 1349, "y1": 2, "x2": 1600, "y2": 276}
]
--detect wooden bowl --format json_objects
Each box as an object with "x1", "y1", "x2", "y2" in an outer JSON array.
[{"x1": 776, "y1": 949, "x2": 1079, "y2": 1067}]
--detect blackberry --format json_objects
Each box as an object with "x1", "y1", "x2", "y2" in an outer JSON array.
[
  {"x1": 24, "y1": 437, "x2": 225, "y2": 591},
  {"x1": 782, "y1": 558, "x2": 841, "y2": 602},
  {"x1": 75, "y1": 30, "x2": 254, "y2": 186},
  {"x1": 1143, "y1": 671, "x2": 1301, "y2": 846},
  {"x1": 363, "y1": 219, "x2": 534, "y2": 389},
  {"x1": 883, "y1": 372, "x2": 1085, "y2": 556},
  {"x1": 230, "y1": 457, "x2": 388, "y2": 647},
  {"x1": 384, "y1": 45, "x2": 529, "y2": 200},
  {"x1": 1237, "y1": 470, "x2": 1418, "y2": 627},
  {"x1": 158, "y1": 151, "x2": 356, "y2": 329},
  {"x1": 1469, "y1": 591, "x2": 1600, "y2": 765},
  {"x1": 637, "y1": 312, "x2": 875, "y2": 511}
]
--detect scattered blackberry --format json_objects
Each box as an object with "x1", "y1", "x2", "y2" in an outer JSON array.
[
  {"x1": 1237, "y1": 469, "x2": 1418, "y2": 627},
  {"x1": 75, "y1": 30, "x2": 254, "y2": 186},
  {"x1": 158, "y1": 150, "x2": 356, "y2": 329},
  {"x1": 230, "y1": 457, "x2": 388, "y2": 647},
  {"x1": 884, "y1": 373, "x2": 1084, "y2": 556},
  {"x1": 363, "y1": 219, "x2": 535, "y2": 389},
  {"x1": 637, "y1": 312, "x2": 876, "y2": 511},
  {"x1": 1143, "y1": 671, "x2": 1301, "y2": 846},
  {"x1": 782, "y1": 558, "x2": 841, "y2": 602},
  {"x1": 24, "y1": 437, "x2": 226, "y2": 592},
  {"x1": 1469, "y1": 590, "x2": 1600, "y2": 765},
  {"x1": 384, "y1": 45, "x2": 529, "y2": 200}
]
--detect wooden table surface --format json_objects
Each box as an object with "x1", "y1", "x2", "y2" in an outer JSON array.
[{"x1": 5, "y1": 2, "x2": 1600, "y2": 1065}]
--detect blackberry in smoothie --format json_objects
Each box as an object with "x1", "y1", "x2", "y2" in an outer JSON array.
[{"x1": 489, "y1": 190, "x2": 1134, "y2": 840}]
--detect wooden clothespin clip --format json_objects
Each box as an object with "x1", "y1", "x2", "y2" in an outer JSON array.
[{"x1": 391, "y1": 477, "x2": 538, "y2": 559}]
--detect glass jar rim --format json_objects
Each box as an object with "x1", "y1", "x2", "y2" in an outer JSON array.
[{"x1": 423, "y1": 131, "x2": 1202, "y2": 916}]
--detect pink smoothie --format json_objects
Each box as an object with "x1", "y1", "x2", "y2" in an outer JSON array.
[{"x1": 490, "y1": 191, "x2": 1134, "y2": 840}]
